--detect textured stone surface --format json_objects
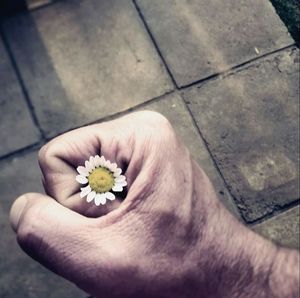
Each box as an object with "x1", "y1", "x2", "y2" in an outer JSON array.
[
  {"x1": 183, "y1": 48, "x2": 300, "y2": 222},
  {"x1": 2, "y1": 0, "x2": 173, "y2": 137},
  {"x1": 0, "y1": 151, "x2": 86, "y2": 298},
  {"x1": 135, "y1": 0, "x2": 294, "y2": 87},
  {"x1": 253, "y1": 206, "x2": 300, "y2": 249},
  {"x1": 26, "y1": 0, "x2": 54, "y2": 10},
  {"x1": 135, "y1": 92, "x2": 240, "y2": 217},
  {"x1": 0, "y1": 39, "x2": 40, "y2": 157}
]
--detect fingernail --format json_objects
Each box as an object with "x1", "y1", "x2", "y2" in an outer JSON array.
[{"x1": 10, "y1": 195, "x2": 28, "y2": 232}]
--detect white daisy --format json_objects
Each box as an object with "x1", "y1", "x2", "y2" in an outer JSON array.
[{"x1": 75, "y1": 155, "x2": 127, "y2": 206}]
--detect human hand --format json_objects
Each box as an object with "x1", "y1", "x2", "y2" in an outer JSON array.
[{"x1": 10, "y1": 111, "x2": 299, "y2": 298}]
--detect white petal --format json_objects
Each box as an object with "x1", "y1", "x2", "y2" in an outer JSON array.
[
  {"x1": 99, "y1": 194, "x2": 107, "y2": 205},
  {"x1": 115, "y1": 180, "x2": 127, "y2": 187},
  {"x1": 105, "y1": 192, "x2": 115, "y2": 201},
  {"x1": 89, "y1": 156, "x2": 95, "y2": 167},
  {"x1": 113, "y1": 168, "x2": 122, "y2": 177},
  {"x1": 94, "y1": 155, "x2": 101, "y2": 167},
  {"x1": 94, "y1": 194, "x2": 101, "y2": 206},
  {"x1": 77, "y1": 166, "x2": 89, "y2": 176},
  {"x1": 80, "y1": 185, "x2": 91, "y2": 198},
  {"x1": 110, "y1": 163, "x2": 118, "y2": 171},
  {"x1": 76, "y1": 175, "x2": 88, "y2": 184},
  {"x1": 87, "y1": 191, "x2": 96, "y2": 202},
  {"x1": 99, "y1": 156, "x2": 106, "y2": 167},
  {"x1": 115, "y1": 175, "x2": 126, "y2": 183},
  {"x1": 104, "y1": 160, "x2": 111, "y2": 169},
  {"x1": 95, "y1": 194, "x2": 106, "y2": 206},
  {"x1": 112, "y1": 185, "x2": 123, "y2": 192},
  {"x1": 85, "y1": 160, "x2": 94, "y2": 173}
]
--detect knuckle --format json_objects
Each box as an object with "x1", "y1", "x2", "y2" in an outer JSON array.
[
  {"x1": 137, "y1": 111, "x2": 174, "y2": 134},
  {"x1": 38, "y1": 144, "x2": 49, "y2": 165},
  {"x1": 38, "y1": 141, "x2": 56, "y2": 167},
  {"x1": 140, "y1": 110, "x2": 170, "y2": 125}
]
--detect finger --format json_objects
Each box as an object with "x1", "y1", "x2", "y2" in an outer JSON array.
[
  {"x1": 9, "y1": 193, "x2": 104, "y2": 288},
  {"x1": 38, "y1": 124, "x2": 130, "y2": 217},
  {"x1": 38, "y1": 113, "x2": 146, "y2": 217},
  {"x1": 38, "y1": 111, "x2": 172, "y2": 217},
  {"x1": 38, "y1": 125, "x2": 101, "y2": 200}
]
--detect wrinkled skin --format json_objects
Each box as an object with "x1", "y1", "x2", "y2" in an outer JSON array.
[{"x1": 10, "y1": 111, "x2": 299, "y2": 298}]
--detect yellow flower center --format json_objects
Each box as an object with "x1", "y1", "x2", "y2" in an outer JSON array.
[{"x1": 88, "y1": 167, "x2": 114, "y2": 193}]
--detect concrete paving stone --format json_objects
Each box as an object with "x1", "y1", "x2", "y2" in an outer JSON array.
[
  {"x1": 135, "y1": 0, "x2": 294, "y2": 87},
  {"x1": 26, "y1": 0, "x2": 54, "y2": 10},
  {"x1": 2, "y1": 0, "x2": 173, "y2": 138},
  {"x1": 252, "y1": 205, "x2": 300, "y2": 250},
  {"x1": 183, "y1": 47, "x2": 300, "y2": 222},
  {"x1": 0, "y1": 38, "x2": 40, "y2": 157},
  {"x1": 0, "y1": 151, "x2": 86, "y2": 298},
  {"x1": 134, "y1": 92, "x2": 240, "y2": 218}
]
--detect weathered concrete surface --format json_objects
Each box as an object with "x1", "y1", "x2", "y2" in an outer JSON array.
[
  {"x1": 183, "y1": 48, "x2": 300, "y2": 222},
  {"x1": 252, "y1": 206, "x2": 300, "y2": 250},
  {"x1": 0, "y1": 1, "x2": 299, "y2": 296},
  {"x1": 0, "y1": 38, "x2": 40, "y2": 157},
  {"x1": 26, "y1": 0, "x2": 54, "y2": 10},
  {"x1": 0, "y1": 151, "x2": 86, "y2": 297},
  {"x1": 2, "y1": 0, "x2": 173, "y2": 137},
  {"x1": 135, "y1": 92, "x2": 240, "y2": 217},
  {"x1": 135, "y1": 0, "x2": 294, "y2": 87}
]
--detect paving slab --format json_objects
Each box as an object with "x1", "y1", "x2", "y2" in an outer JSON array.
[
  {"x1": 0, "y1": 38, "x2": 40, "y2": 157},
  {"x1": 135, "y1": 0, "x2": 294, "y2": 87},
  {"x1": 26, "y1": 0, "x2": 54, "y2": 10},
  {"x1": 183, "y1": 48, "x2": 300, "y2": 222},
  {"x1": 252, "y1": 205, "x2": 300, "y2": 250},
  {"x1": 134, "y1": 92, "x2": 240, "y2": 218},
  {"x1": 0, "y1": 151, "x2": 86, "y2": 298},
  {"x1": 2, "y1": 0, "x2": 173, "y2": 137}
]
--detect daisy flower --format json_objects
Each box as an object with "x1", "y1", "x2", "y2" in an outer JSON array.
[{"x1": 75, "y1": 155, "x2": 127, "y2": 206}]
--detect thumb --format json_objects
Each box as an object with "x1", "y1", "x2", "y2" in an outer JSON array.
[{"x1": 10, "y1": 193, "x2": 98, "y2": 288}]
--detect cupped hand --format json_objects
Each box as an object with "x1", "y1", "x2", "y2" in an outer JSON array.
[{"x1": 10, "y1": 111, "x2": 288, "y2": 298}]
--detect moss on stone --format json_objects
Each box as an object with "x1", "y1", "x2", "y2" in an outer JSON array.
[{"x1": 270, "y1": 0, "x2": 300, "y2": 45}]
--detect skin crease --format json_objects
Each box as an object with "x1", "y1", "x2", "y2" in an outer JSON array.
[{"x1": 9, "y1": 111, "x2": 299, "y2": 298}]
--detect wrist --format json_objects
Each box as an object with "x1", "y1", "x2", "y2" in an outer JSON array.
[
  {"x1": 189, "y1": 162, "x2": 298, "y2": 298},
  {"x1": 193, "y1": 206, "x2": 299, "y2": 298},
  {"x1": 268, "y1": 246, "x2": 300, "y2": 298},
  {"x1": 194, "y1": 214, "x2": 279, "y2": 298}
]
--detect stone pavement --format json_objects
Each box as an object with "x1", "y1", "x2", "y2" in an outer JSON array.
[{"x1": 0, "y1": 0, "x2": 299, "y2": 297}]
